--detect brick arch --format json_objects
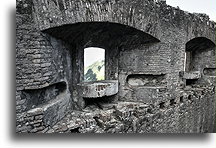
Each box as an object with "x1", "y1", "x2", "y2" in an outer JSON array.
[
  {"x1": 42, "y1": 21, "x2": 160, "y2": 84},
  {"x1": 186, "y1": 37, "x2": 215, "y2": 52},
  {"x1": 185, "y1": 37, "x2": 216, "y2": 72},
  {"x1": 17, "y1": 0, "x2": 215, "y2": 44},
  {"x1": 42, "y1": 22, "x2": 160, "y2": 49},
  {"x1": 33, "y1": 0, "x2": 162, "y2": 39}
]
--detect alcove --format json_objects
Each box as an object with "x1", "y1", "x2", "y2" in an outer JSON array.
[
  {"x1": 184, "y1": 37, "x2": 215, "y2": 85},
  {"x1": 42, "y1": 22, "x2": 160, "y2": 109}
]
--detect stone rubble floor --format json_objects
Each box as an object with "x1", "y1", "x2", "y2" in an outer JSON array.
[{"x1": 47, "y1": 102, "x2": 151, "y2": 133}]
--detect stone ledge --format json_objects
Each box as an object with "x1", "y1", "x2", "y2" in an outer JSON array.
[
  {"x1": 183, "y1": 71, "x2": 201, "y2": 80},
  {"x1": 77, "y1": 80, "x2": 118, "y2": 98}
]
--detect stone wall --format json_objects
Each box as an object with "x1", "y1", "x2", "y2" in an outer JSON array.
[
  {"x1": 45, "y1": 84, "x2": 215, "y2": 133},
  {"x1": 16, "y1": 0, "x2": 216, "y2": 133},
  {"x1": 16, "y1": 0, "x2": 74, "y2": 132}
]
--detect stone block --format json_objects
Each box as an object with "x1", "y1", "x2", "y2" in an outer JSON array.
[
  {"x1": 183, "y1": 71, "x2": 201, "y2": 80},
  {"x1": 77, "y1": 80, "x2": 118, "y2": 98},
  {"x1": 27, "y1": 108, "x2": 43, "y2": 116}
]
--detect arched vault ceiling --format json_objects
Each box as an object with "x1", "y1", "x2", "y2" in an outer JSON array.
[{"x1": 43, "y1": 22, "x2": 160, "y2": 49}]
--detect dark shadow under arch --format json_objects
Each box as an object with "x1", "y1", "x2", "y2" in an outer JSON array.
[
  {"x1": 41, "y1": 21, "x2": 161, "y2": 110},
  {"x1": 42, "y1": 22, "x2": 160, "y2": 49},
  {"x1": 186, "y1": 37, "x2": 215, "y2": 52},
  {"x1": 185, "y1": 37, "x2": 215, "y2": 72}
]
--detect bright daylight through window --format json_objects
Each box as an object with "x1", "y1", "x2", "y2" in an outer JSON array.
[{"x1": 84, "y1": 47, "x2": 105, "y2": 82}]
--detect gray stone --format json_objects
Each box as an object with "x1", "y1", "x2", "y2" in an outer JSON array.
[
  {"x1": 16, "y1": 0, "x2": 216, "y2": 133},
  {"x1": 77, "y1": 80, "x2": 118, "y2": 98},
  {"x1": 183, "y1": 71, "x2": 201, "y2": 79}
]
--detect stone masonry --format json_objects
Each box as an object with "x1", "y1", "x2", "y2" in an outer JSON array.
[{"x1": 16, "y1": 0, "x2": 216, "y2": 133}]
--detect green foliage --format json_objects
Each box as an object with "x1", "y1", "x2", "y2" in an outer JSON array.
[{"x1": 84, "y1": 60, "x2": 105, "y2": 81}]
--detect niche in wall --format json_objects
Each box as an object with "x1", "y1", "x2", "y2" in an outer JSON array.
[
  {"x1": 127, "y1": 74, "x2": 166, "y2": 87},
  {"x1": 185, "y1": 37, "x2": 215, "y2": 72},
  {"x1": 184, "y1": 37, "x2": 215, "y2": 86},
  {"x1": 203, "y1": 68, "x2": 216, "y2": 76},
  {"x1": 43, "y1": 22, "x2": 160, "y2": 84},
  {"x1": 20, "y1": 81, "x2": 67, "y2": 111},
  {"x1": 43, "y1": 22, "x2": 160, "y2": 109},
  {"x1": 83, "y1": 95, "x2": 116, "y2": 109}
]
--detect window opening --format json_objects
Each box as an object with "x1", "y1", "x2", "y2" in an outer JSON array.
[{"x1": 84, "y1": 47, "x2": 105, "y2": 82}]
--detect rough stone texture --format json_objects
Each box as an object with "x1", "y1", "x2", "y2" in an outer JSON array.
[
  {"x1": 183, "y1": 71, "x2": 201, "y2": 80},
  {"x1": 203, "y1": 68, "x2": 216, "y2": 76},
  {"x1": 77, "y1": 80, "x2": 118, "y2": 98},
  {"x1": 16, "y1": 0, "x2": 216, "y2": 133}
]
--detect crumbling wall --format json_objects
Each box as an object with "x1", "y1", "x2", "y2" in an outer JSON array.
[
  {"x1": 16, "y1": 0, "x2": 216, "y2": 133},
  {"x1": 118, "y1": 43, "x2": 171, "y2": 104},
  {"x1": 16, "y1": 31, "x2": 73, "y2": 132},
  {"x1": 46, "y1": 84, "x2": 215, "y2": 133},
  {"x1": 16, "y1": 0, "x2": 74, "y2": 132}
]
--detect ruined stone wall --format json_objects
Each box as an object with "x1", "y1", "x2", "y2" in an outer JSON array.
[
  {"x1": 30, "y1": 0, "x2": 215, "y2": 40},
  {"x1": 16, "y1": 32, "x2": 73, "y2": 132},
  {"x1": 30, "y1": 0, "x2": 215, "y2": 101},
  {"x1": 16, "y1": 0, "x2": 216, "y2": 133},
  {"x1": 118, "y1": 43, "x2": 171, "y2": 102},
  {"x1": 16, "y1": 31, "x2": 73, "y2": 132},
  {"x1": 45, "y1": 85, "x2": 215, "y2": 133},
  {"x1": 16, "y1": 0, "x2": 74, "y2": 132}
]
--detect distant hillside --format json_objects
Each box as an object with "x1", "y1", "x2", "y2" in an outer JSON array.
[{"x1": 84, "y1": 60, "x2": 105, "y2": 81}]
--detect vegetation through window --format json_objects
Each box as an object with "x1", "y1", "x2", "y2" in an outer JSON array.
[{"x1": 84, "y1": 47, "x2": 105, "y2": 82}]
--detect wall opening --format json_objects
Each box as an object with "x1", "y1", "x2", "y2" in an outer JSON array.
[
  {"x1": 20, "y1": 81, "x2": 67, "y2": 111},
  {"x1": 83, "y1": 95, "x2": 115, "y2": 110},
  {"x1": 42, "y1": 22, "x2": 160, "y2": 109},
  {"x1": 127, "y1": 74, "x2": 166, "y2": 87},
  {"x1": 203, "y1": 68, "x2": 216, "y2": 76},
  {"x1": 185, "y1": 37, "x2": 215, "y2": 72},
  {"x1": 84, "y1": 47, "x2": 105, "y2": 82},
  {"x1": 186, "y1": 79, "x2": 197, "y2": 86}
]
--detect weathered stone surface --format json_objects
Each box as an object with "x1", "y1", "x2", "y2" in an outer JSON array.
[
  {"x1": 77, "y1": 80, "x2": 118, "y2": 98},
  {"x1": 203, "y1": 68, "x2": 216, "y2": 76},
  {"x1": 16, "y1": 0, "x2": 216, "y2": 133},
  {"x1": 183, "y1": 71, "x2": 201, "y2": 80}
]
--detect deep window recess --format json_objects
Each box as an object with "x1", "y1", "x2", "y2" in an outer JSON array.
[
  {"x1": 84, "y1": 47, "x2": 105, "y2": 82},
  {"x1": 185, "y1": 37, "x2": 215, "y2": 72}
]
